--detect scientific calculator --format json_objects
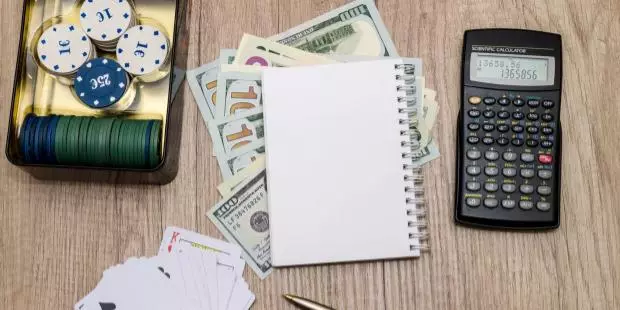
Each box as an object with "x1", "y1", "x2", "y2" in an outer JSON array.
[{"x1": 455, "y1": 29, "x2": 562, "y2": 229}]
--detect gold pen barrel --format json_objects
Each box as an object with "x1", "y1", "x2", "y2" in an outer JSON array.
[{"x1": 283, "y1": 294, "x2": 336, "y2": 310}]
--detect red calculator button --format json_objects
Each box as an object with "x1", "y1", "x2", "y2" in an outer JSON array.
[{"x1": 538, "y1": 154, "x2": 553, "y2": 164}]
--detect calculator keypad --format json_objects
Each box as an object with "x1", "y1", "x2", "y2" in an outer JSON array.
[{"x1": 459, "y1": 88, "x2": 560, "y2": 224}]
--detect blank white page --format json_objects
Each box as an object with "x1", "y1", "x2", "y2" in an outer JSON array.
[{"x1": 262, "y1": 59, "x2": 416, "y2": 267}]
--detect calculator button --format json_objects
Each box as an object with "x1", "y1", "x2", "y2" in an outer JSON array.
[
  {"x1": 527, "y1": 113, "x2": 539, "y2": 121},
  {"x1": 512, "y1": 125, "x2": 524, "y2": 133},
  {"x1": 483, "y1": 124, "x2": 495, "y2": 132},
  {"x1": 519, "y1": 201, "x2": 534, "y2": 210},
  {"x1": 527, "y1": 99, "x2": 540, "y2": 108},
  {"x1": 467, "y1": 136, "x2": 480, "y2": 144},
  {"x1": 541, "y1": 140, "x2": 554, "y2": 148},
  {"x1": 466, "y1": 150, "x2": 481, "y2": 160},
  {"x1": 502, "y1": 168, "x2": 517, "y2": 177},
  {"x1": 497, "y1": 137, "x2": 509, "y2": 146},
  {"x1": 538, "y1": 186, "x2": 552, "y2": 196},
  {"x1": 502, "y1": 183, "x2": 517, "y2": 193},
  {"x1": 466, "y1": 198, "x2": 481, "y2": 207},
  {"x1": 483, "y1": 97, "x2": 496, "y2": 105},
  {"x1": 526, "y1": 139, "x2": 539, "y2": 147},
  {"x1": 542, "y1": 127, "x2": 554, "y2": 135},
  {"x1": 497, "y1": 124, "x2": 510, "y2": 133},
  {"x1": 485, "y1": 167, "x2": 499, "y2": 176},
  {"x1": 485, "y1": 151, "x2": 499, "y2": 161},
  {"x1": 542, "y1": 113, "x2": 554, "y2": 122},
  {"x1": 502, "y1": 200, "x2": 516, "y2": 209},
  {"x1": 521, "y1": 169, "x2": 535, "y2": 178},
  {"x1": 520, "y1": 184, "x2": 535, "y2": 194},
  {"x1": 503, "y1": 152, "x2": 518, "y2": 162},
  {"x1": 521, "y1": 153, "x2": 535, "y2": 163},
  {"x1": 498, "y1": 97, "x2": 510, "y2": 106},
  {"x1": 467, "y1": 166, "x2": 481, "y2": 176},
  {"x1": 512, "y1": 138, "x2": 524, "y2": 147},
  {"x1": 468, "y1": 123, "x2": 480, "y2": 131},
  {"x1": 484, "y1": 183, "x2": 499, "y2": 192},
  {"x1": 484, "y1": 198, "x2": 499, "y2": 208},
  {"x1": 466, "y1": 182, "x2": 481, "y2": 191},
  {"x1": 527, "y1": 126, "x2": 539, "y2": 134},
  {"x1": 483, "y1": 110, "x2": 496, "y2": 118},
  {"x1": 469, "y1": 96, "x2": 482, "y2": 105},
  {"x1": 538, "y1": 154, "x2": 553, "y2": 164},
  {"x1": 512, "y1": 112, "x2": 525, "y2": 120},
  {"x1": 538, "y1": 170, "x2": 552, "y2": 180},
  {"x1": 498, "y1": 111, "x2": 510, "y2": 119},
  {"x1": 542, "y1": 100, "x2": 555, "y2": 109},
  {"x1": 513, "y1": 98, "x2": 525, "y2": 106},
  {"x1": 482, "y1": 137, "x2": 495, "y2": 145},
  {"x1": 537, "y1": 202, "x2": 552, "y2": 211},
  {"x1": 468, "y1": 109, "x2": 481, "y2": 118}
]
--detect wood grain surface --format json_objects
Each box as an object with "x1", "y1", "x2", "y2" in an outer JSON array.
[{"x1": 1, "y1": 0, "x2": 619, "y2": 309}]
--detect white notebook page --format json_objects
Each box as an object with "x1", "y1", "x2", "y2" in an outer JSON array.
[{"x1": 262, "y1": 59, "x2": 418, "y2": 267}]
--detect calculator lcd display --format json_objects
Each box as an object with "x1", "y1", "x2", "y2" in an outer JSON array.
[{"x1": 470, "y1": 53, "x2": 555, "y2": 86}]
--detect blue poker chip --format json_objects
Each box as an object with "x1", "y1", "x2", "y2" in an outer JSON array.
[
  {"x1": 45, "y1": 115, "x2": 60, "y2": 163},
  {"x1": 33, "y1": 116, "x2": 51, "y2": 162},
  {"x1": 20, "y1": 114, "x2": 36, "y2": 162},
  {"x1": 74, "y1": 57, "x2": 129, "y2": 109}
]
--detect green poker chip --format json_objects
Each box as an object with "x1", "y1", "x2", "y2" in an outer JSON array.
[
  {"x1": 109, "y1": 119, "x2": 124, "y2": 167},
  {"x1": 78, "y1": 117, "x2": 94, "y2": 164},
  {"x1": 54, "y1": 116, "x2": 72, "y2": 164},
  {"x1": 66, "y1": 116, "x2": 83, "y2": 164},
  {"x1": 149, "y1": 121, "x2": 162, "y2": 168},
  {"x1": 96, "y1": 118, "x2": 116, "y2": 165}
]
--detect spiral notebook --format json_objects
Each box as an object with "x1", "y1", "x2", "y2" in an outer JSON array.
[{"x1": 262, "y1": 59, "x2": 428, "y2": 267}]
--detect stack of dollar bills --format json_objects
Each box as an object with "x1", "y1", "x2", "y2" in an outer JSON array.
[{"x1": 186, "y1": 0, "x2": 440, "y2": 279}]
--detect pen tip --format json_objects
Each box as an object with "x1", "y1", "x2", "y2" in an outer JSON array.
[{"x1": 283, "y1": 293, "x2": 294, "y2": 300}]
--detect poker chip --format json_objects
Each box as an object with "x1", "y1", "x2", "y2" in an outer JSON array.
[
  {"x1": 19, "y1": 114, "x2": 163, "y2": 168},
  {"x1": 74, "y1": 57, "x2": 129, "y2": 109},
  {"x1": 79, "y1": 0, "x2": 137, "y2": 51},
  {"x1": 36, "y1": 23, "x2": 95, "y2": 76},
  {"x1": 116, "y1": 25, "x2": 170, "y2": 76}
]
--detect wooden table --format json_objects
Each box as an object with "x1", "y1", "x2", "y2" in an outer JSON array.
[{"x1": 1, "y1": 0, "x2": 619, "y2": 309}]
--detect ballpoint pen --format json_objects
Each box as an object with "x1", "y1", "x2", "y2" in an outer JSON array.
[{"x1": 283, "y1": 294, "x2": 336, "y2": 310}]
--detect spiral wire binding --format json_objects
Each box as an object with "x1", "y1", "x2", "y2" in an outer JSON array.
[{"x1": 395, "y1": 63, "x2": 430, "y2": 254}]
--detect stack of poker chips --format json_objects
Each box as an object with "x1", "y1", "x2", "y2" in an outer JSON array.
[
  {"x1": 19, "y1": 114, "x2": 162, "y2": 168},
  {"x1": 36, "y1": 23, "x2": 97, "y2": 77},
  {"x1": 73, "y1": 57, "x2": 130, "y2": 110},
  {"x1": 79, "y1": 0, "x2": 137, "y2": 52}
]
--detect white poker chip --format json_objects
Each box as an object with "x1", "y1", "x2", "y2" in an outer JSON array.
[
  {"x1": 36, "y1": 23, "x2": 92, "y2": 74},
  {"x1": 116, "y1": 25, "x2": 170, "y2": 76},
  {"x1": 79, "y1": 0, "x2": 134, "y2": 43}
]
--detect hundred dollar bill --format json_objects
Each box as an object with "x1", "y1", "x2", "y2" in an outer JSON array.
[
  {"x1": 412, "y1": 140, "x2": 440, "y2": 167},
  {"x1": 233, "y1": 34, "x2": 337, "y2": 67},
  {"x1": 215, "y1": 71, "x2": 262, "y2": 119},
  {"x1": 208, "y1": 110, "x2": 265, "y2": 179},
  {"x1": 270, "y1": 0, "x2": 398, "y2": 57},
  {"x1": 417, "y1": 99, "x2": 439, "y2": 148},
  {"x1": 207, "y1": 168, "x2": 272, "y2": 279},
  {"x1": 218, "y1": 155, "x2": 266, "y2": 197},
  {"x1": 218, "y1": 145, "x2": 266, "y2": 181},
  {"x1": 187, "y1": 60, "x2": 219, "y2": 122}
]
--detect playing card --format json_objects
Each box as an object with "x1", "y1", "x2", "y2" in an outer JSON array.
[
  {"x1": 77, "y1": 227, "x2": 255, "y2": 310},
  {"x1": 217, "y1": 256, "x2": 239, "y2": 310},
  {"x1": 76, "y1": 258, "x2": 186, "y2": 310}
]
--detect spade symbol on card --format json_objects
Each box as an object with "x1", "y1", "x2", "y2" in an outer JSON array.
[
  {"x1": 99, "y1": 302, "x2": 116, "y2": 310},
  {"x1": 158, "y1": 266, "x2": 171, "y2": 279}
]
